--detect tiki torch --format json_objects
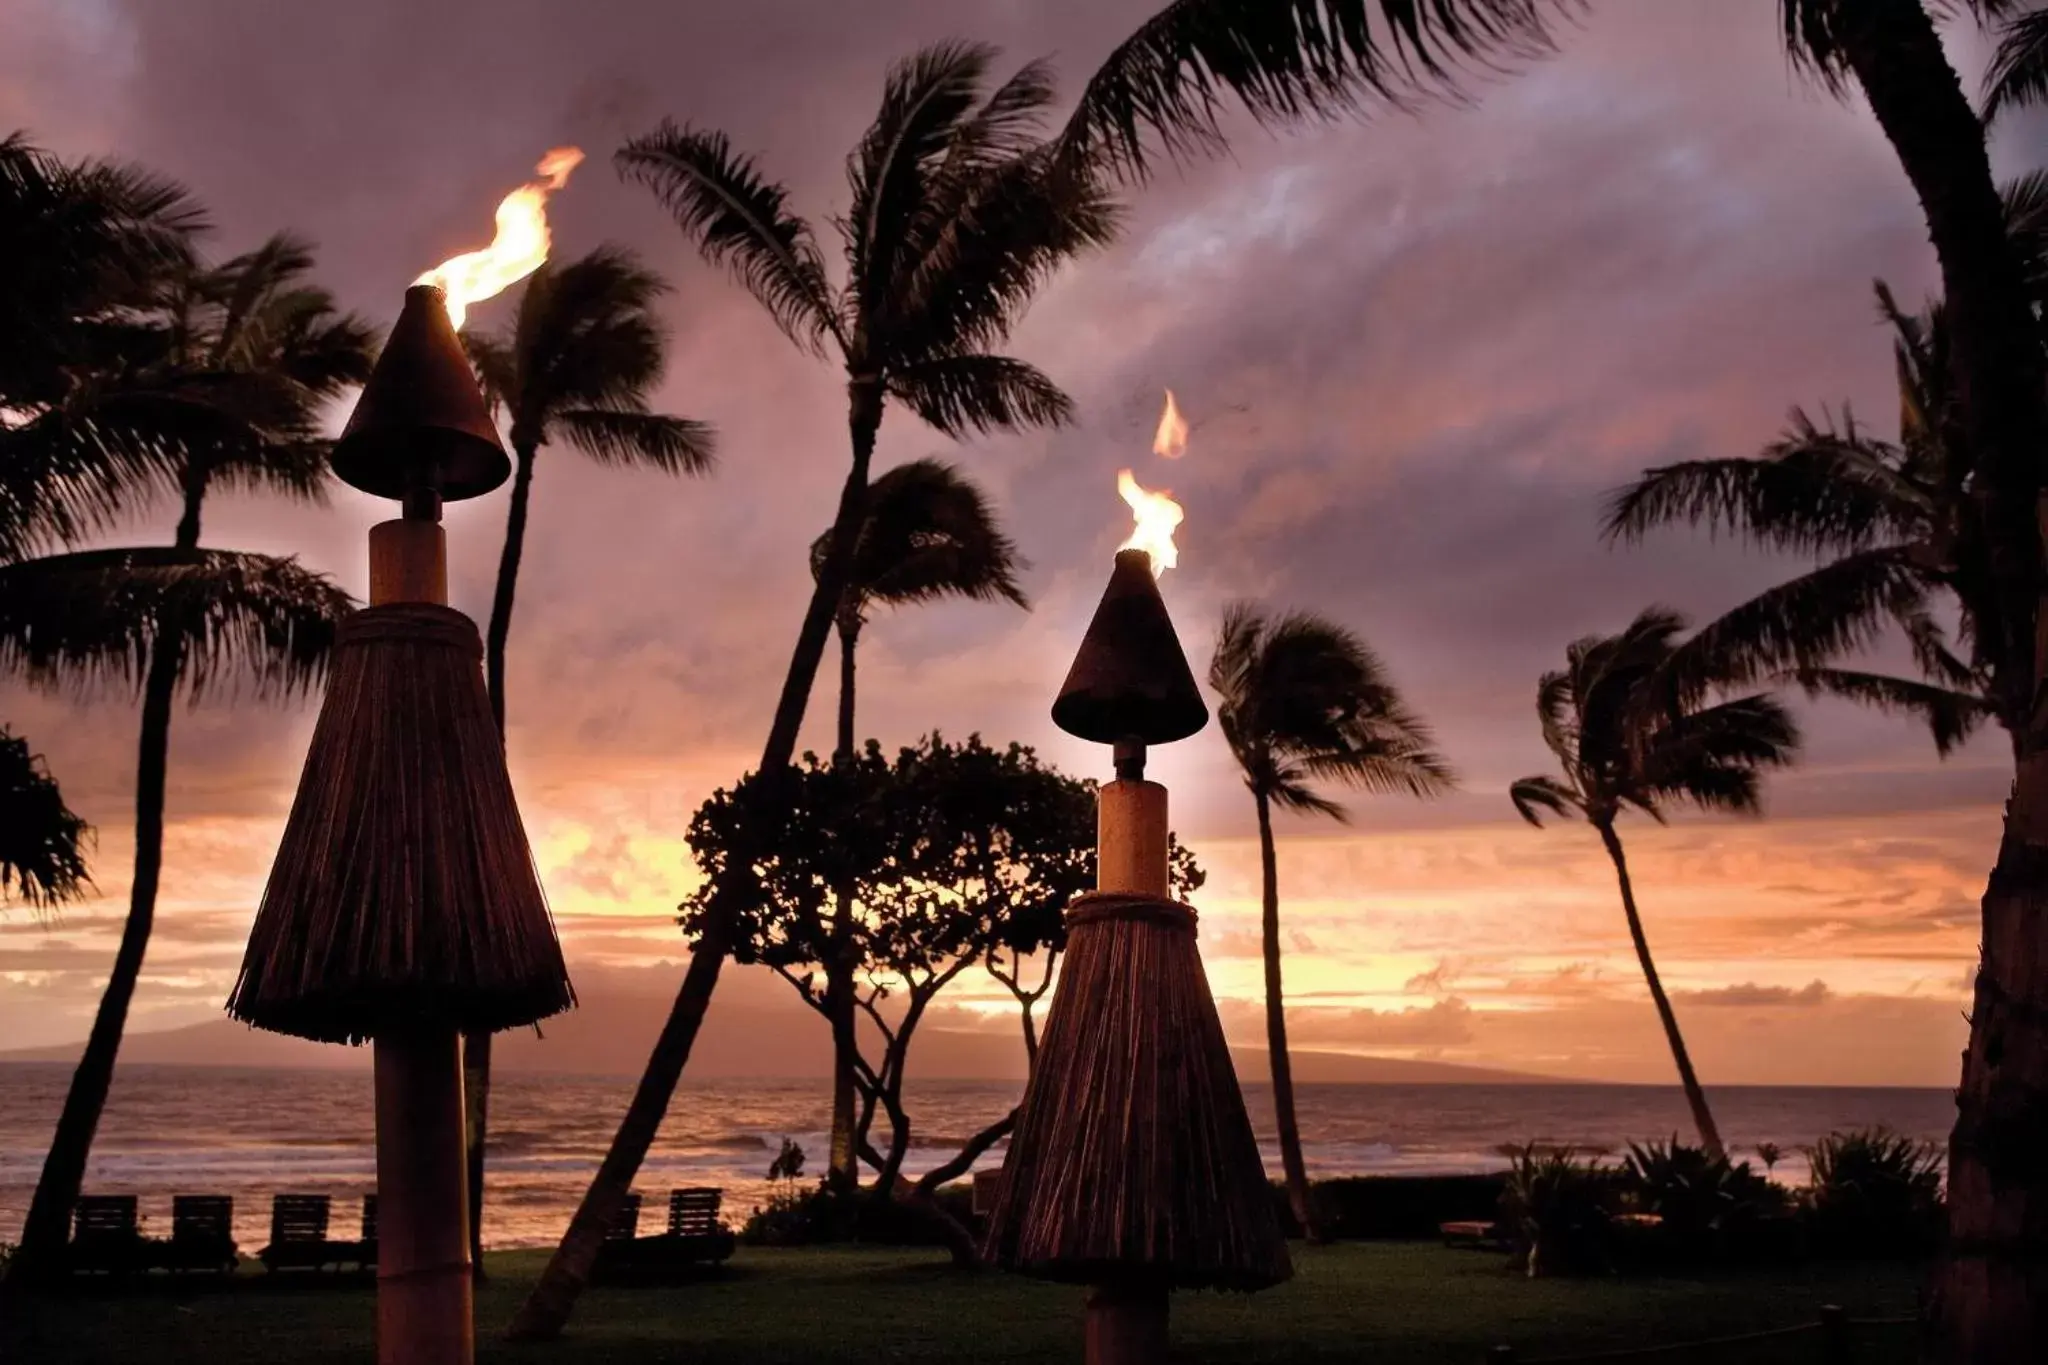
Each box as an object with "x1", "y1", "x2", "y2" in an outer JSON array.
[
  {"x1": 983, "y1": 477, "x2": 1291, "y2": 1364},
  {"x1": 228, "y1": 154, "x2": 580, "y2": 1365}
]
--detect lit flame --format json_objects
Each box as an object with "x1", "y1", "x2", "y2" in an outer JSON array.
[
  {"x1": 416, "y1": 146, "x2": 586, "y2": 329},
  {"x1": 1118, "y1": 469, "x2": 1183, "y2": 573},
  {"x1": 1152, "y1": 389, "x2": 1188, "y2": 459}
]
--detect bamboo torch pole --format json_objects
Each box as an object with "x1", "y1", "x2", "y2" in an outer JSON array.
[
  {"x1": 368, "y1": 499, "x2": 474, "y2": 1365},
  {"x1": 1085, "y1": 739, "x2": 1171, "y2": 1365}
]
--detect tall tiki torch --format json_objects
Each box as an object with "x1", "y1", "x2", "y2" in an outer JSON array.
[
  {"x1": 228, "y1": 152, "x2": 581, "y2": 1365},
  {"x1": 983, "y1": 475, "x2": 1291, "y2": 1364}
]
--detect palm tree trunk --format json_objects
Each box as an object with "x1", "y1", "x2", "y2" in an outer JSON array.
[
  {"x1": 826, "y1": 615, "x2": 860, "y2": 1193},
  {"x1": 467, "y1": 443, "x2": 536, "y2": 1279},
  {"x1": 509, "y1": 382, "x2": 884, "y2": 1342},
  {"x1": 10, "y1": 474, "x2": 206, "y2": 1284},
  {"x1": 1256, "y1": 789, "x2": 1316, "y2": 1240},
  {"x1": 10, "y1": 633, "x2": 181, "y2": 1280},
  {"x1": 1824, "y1": 8, "x2": 2048, "y2": 1359},
  {"x1": 1595, "y1": 820, "x2": 1723, "y2": 1160}
]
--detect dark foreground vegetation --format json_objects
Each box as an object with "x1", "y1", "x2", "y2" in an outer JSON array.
[{"x1": 1, "y1": 1242, "x2": 1925, "y2": 1365}]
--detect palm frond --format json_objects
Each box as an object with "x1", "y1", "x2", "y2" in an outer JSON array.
[
  {"x1": 1299, "y1": 731, "x2": 1457, "y2": 796},
  {"x1": 1984, "y1": 10, "x2": 2048, "y2": 123},
  {"x1": 2001, "y1": 169, "x2": 2048, "y2": 310},
  {"x1": 1644, "y1": 693, "x2": 1801, "y2": 785},
  {"x1": 845, "y1": 42, "x2": 1000, "y2": 319},
  {"x1": 0, "y1": 407, "x2": 183, "y2": 559},
  {"x1": 891, "y1": 147, "x2": 1121, "y2": 361},
  {"x1": 0, "y1": 727, "x2": 92, "y2": 913},
  {"x1": 507, "y1": 246, "x2": 670, "y2": 417},
  {"x1": 820, "y1": 457, "x2": 1029, "y2": 613},
  {"x1": 1266, "y1": 771, "x2": 1350, "y2": 820},
  {"x1": 1509, "y1": 773, "x2": 1580, "y2": 827},
  {"x1": 1792, "y1": 668, "x2": 1993, "y2": 756},
  {"x1": 0, "y1": 546, "x2": 351, "y2": 703},
  {"x1": 1603, "y1": 420, "x2": 1927, "y2": 555},
  {"x1": 555, "y1": 409, "x2": 717, "y2": 474},
  {"x1": 1211, "y1": 601, "x2": 1450, "y2": 818},
  {"x1": 1648, "y1": 764, "x2": 1761, "y2": 817},
  {"x1": 463, "y1": 331, "x2": 519, "y2": 417},
  {"x1": 616, "y1": 123, "x2": 840, "y2": 355},
  {"x1": 886, "y1": 353, "x2": 1072, "y2": 436},
  {"x1": 1665, "y1": 549, "x2": 1932, "y2": 704},
  {"x1": 1062, "y1": 0, "x2": 1573, "y2": 180}
]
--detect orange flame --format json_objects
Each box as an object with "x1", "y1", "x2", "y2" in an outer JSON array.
[
  {"x1": 1152, "y1": 389, "x2": 1188, "y2": 459},
  {"x1": 416, "y1": 146, "x2": 585, "y2": 329},
  {"x1": 1118, "y1": 469, "x2": 1183, "y2": 573}
]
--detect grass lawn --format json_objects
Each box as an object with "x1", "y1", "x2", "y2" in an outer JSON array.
[{"x1": 3, "y1": 1243, "x2": 1926, "y2": 1365}]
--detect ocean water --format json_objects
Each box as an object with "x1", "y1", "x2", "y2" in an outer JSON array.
[{"x1": 0, "y1": 1064, "x2": 1954, "y2": 1251}]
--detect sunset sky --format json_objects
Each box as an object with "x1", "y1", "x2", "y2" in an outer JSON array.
[{"x1": 3, "y1": 0, "x2": 2037, "y2": 1086}]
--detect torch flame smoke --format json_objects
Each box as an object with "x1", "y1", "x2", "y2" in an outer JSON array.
[
  {"x1": 1118, "y1": 470, "x2": 1183, "y2": 574},
  {"x1": 1152, "y1": 389, "x2": 1188, "y2": 459},
  {"x1": 416, "y1": 146, "x2": 585, "y2": 330}
]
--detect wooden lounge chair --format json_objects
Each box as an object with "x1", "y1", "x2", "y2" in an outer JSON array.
[
  {"x1": 666, "y1": 1187, "x2": 734, "y2": 1258},
  {"x1": 68, "y1": 1195, "x2": 146, "y2": 1277},
  {"x1": 1440, "y1": 1219, "x2": 1509, "y2": 1251},
  {"x1": 597, "y1": 1188, "x2": 735, "y2": 1283},
  {"x1": 259, "y1": 1194, "x2": 336, "y2": 1273},
  {"x1": 589, "y1": 1192, "x2": 645, "y2": 1282},
  {"x1": 164, "y1": 1195, "x2": 238, "y2": 1276}
]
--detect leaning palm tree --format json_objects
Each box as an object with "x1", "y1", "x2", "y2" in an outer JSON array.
[
  {"x1": 512, "y1": 44, "x2": 1112, "y2": 1339},
  {"x1": 1209, "y1": 604, "x2": 1452, "y2": 1238},
  {"x1": 1509, "y1": 608, "x2": 1801, "y2": 1162},
  {"x1": 2, "y1": 549, "x2": 350, "y2": 1279},
  {"x1": 4, "y1": 236, "x2": 370, "y2": 1280},
  {"x1": 0, "y1": 729, "x2": 90, "y2": 915},
  {"x1": 458, "y1": 246, "x2": 716, "y2": 1270},
  {"x1": 809, "y1": 457, "x2": 1027, "y2": 1190}
]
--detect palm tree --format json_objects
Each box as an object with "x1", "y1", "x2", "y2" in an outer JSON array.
[
  {"x1": 5, "y1": 237, "x2": 369, "y2": 1279},
  {"x1": 1767, "y1": 13, "x2": 2048, "y2": 1353},
  {"x1": 459, "y1": 246, "x2": 716, "y2": 1270},
  {"x1": 809, "y1": 457, "x2": 1027, "y2": 1191},
  {"x1": 1209, "y1": 604, "x2": 1452, "y2": 1238},
  {"x1": 0, "y1": 729, "x2": 90, "y2": 914},
  {"x1": 511, "y1": 44, "x2": 1110, "y2": 1338},
  {"x1": 1509, "y1": 608, "x2": 1801, "y2": 1162}
]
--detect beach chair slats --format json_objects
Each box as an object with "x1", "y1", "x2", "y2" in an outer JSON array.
[
  {"x1": 668, "y1": 1188, "x2": 723, "y2": 1237},
  {"x1": 269, "y1": 1193, "x2": 332, "y2": 1243},
  {"x1": 74, "y1": 1195, "x2": 139, "y2": 1241},
  {"x1": 606, "y1": 1192, "x2": 644, "y2": 1241},
  {"x1": 258, "y1": 1193, "x2": 373, "y2": 1275},
  {"x1": 172, "y1": 1195, "x2": 233, "y2": 1239}
]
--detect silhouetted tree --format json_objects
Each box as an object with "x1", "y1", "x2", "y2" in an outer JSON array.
[
  {"x1": 1510, "y1": 608, "x2": 1801, "y2": 1162},
  {"x1": 459, "y1": 245, "x2": 716, "y2": 1271},
  {"x1": 1210, "y1": 603, "x2": 1452, "y2": 1237},
  {"x1": 5, "y1": 233, "x2": 366, "y2": 1279},
  {"x1": 516, "y1": 44, "x2": 1113, "y2": 1336},
  {"x1": 809, "y1": 457, "x2": 1027, "y2": 1191}
]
